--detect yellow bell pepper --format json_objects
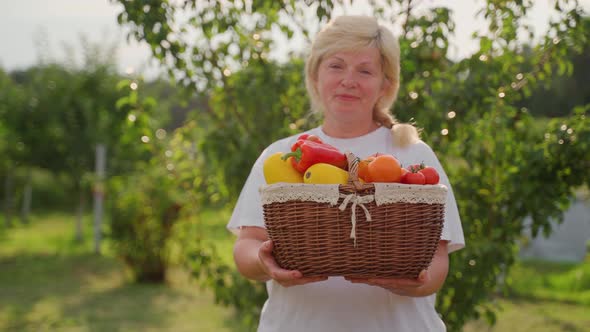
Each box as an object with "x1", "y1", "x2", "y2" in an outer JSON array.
[
  {"x1": 303, "y1": 163, "x2": 349, "y2": 185},
  {"x1": 263, "y1": 152, "x2": 304, "y2": 184}
]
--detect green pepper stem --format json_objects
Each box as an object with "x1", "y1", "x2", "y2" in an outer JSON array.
[{"x1": 281, "y1": 148, "x2": 302, "y2": 161}]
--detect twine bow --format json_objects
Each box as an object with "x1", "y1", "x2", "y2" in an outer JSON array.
[{"x1": 339, "y1": 193, "x2": 374, "y2": 247}]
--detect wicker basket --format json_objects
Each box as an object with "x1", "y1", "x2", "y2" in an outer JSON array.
[{"x1": 260, "y1": 153, "x2": 447, "y2": 279}]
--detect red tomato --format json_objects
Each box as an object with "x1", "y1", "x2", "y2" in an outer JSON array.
[
  {"x1": 419, "y1": 166, "x2": 440, "y2": 185},
  {"x1": 400, "y1": 167, "x2": 408, "y2": 179},
  {"x1": 407, "y1": 164, "x2": 423, "y2": 173},
  {"x1": 402, "y1": 170, "x2": 426, "y2": 184}
]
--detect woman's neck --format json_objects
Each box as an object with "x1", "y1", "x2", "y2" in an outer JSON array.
[{"x1": 321, "y1": 119, "x2": 380, "y2": 138}]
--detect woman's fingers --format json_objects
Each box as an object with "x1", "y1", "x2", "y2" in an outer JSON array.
[
  {"x1": 258, "y1": 240, "x2": 273, "y2": 257},
  {"x1": 281, "y1": 276, "x2": 329, "y2": 287},
  {"x1": 259, "y1": 241, "x2": 291, "y2": 275},
  {"x1": 345, "y1": 270, "x2": 429, "y2": 294},
  {"x1": 259, "y1": 241, "x2": 299, "y2": 277},
  {"x1": 258, "y1": 241, "x2": 283, "y2": 271},
  {"x1": 367, "y1": 278, "x2": 423, "y2": 288},
  {"x1": 258, "y1": 240, "x2": 326, "y2": 287}
]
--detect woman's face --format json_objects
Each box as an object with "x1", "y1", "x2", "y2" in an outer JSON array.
[{"x1": 315, "y1": 47, "x2": 388, "y2": 126}]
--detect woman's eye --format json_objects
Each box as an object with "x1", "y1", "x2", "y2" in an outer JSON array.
[
  {"x1": 329, "y1": 64, "x2": 342, "y2": 69},
  {"x1": 360, "y1": 70, "x2": 372, "y2": 75}
]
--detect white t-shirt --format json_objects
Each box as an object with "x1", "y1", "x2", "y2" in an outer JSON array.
[{"x1": 227, "y1": 126, "x2": 465, "y2": 332}]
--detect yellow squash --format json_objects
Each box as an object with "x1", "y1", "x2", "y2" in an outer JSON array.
[
  {"x1": 303, "y1": 163, "x2": 349, "y2": 184},
  {"x1": 263, "y1": 152, "x2": 304, "y2": 184}
]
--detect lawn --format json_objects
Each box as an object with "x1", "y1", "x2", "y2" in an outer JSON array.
[
  {"x1": 463, "y1": 299, "x2": 590, "y2": 332},
  {"x1": 1, "y1": 212, "x2": 589, "y2": 331},
  {"x1": 505, "y1": 259, "x2": 590, "y2": 305},
  {"x1": 0, "y1": 213, "x2": 236, "y2": 332}
]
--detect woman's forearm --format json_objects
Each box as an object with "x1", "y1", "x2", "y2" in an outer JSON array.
[
  {"x1": 233, "y1": 226, "x2": 272, "y2": 282},
  {"x1": 409, "y1": 241, "x2": 449, "y2": 297},
  {"x1": 233, "y1": 237, "x2": 270, "y2": 281}
]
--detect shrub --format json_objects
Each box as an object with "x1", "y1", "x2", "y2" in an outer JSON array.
[{"x1": 108, "y1": 165, "x2": 183, "y2": 282}]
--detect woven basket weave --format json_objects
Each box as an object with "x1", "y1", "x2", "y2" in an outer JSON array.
[{"x1": 260, "y1": 153, "x2": 447, "y2": 279}]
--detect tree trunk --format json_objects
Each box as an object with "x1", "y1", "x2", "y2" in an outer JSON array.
[
  {"x1": 75, "y1": 180, "x2": 85, "y2": 242},
  {"x1": 21, "y1": 168, "x2": 32, "y2": 224},
  {"x1": 3, "y1": 168, "x2": 13, "y2": 228},
  {"x1": 93, "y1": 144, "x2": 106, "y2": 254}
]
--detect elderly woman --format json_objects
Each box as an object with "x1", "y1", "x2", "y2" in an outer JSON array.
[{"x1": 228, "y1": 15, "x2": 464, "y2": 332}]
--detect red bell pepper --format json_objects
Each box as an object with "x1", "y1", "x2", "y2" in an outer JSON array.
[
  {"x1": 290, "y1": 134, "x2": 323, "y2": 152},
  {"x1": 282, "y1": 139, "x2": 347, "y2": 173}
]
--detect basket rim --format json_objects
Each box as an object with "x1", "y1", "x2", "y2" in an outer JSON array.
[{"x1": 260, "y1": 182, "x2": 448, "y2": 206}]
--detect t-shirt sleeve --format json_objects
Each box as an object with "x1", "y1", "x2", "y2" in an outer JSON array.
[
  {"x1": 226, "y1": 150, "x2": 268, "y2": 234},
  {"x1": 411, "y1": 142, "x2": 465, "y2": 253},
  {"x1": 227, "y1": 139, "x2": 294, "y2": 234}
]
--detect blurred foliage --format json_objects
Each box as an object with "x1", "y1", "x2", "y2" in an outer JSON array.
[
  {"x1": 521, "y1": 40, "x2": 590, "y2": 117},
  {"x1": 113, "y1": 0, "x2": 590, "y2": 330},
  {"x1": 186, "y1": 242, "x2": 268, "y2": 330},
  {"x1": 107, "y1": 78, "x2": 202, "y2": 282},
  {"x1": 109, "y1": 166, "x2": 181, "y2": 282},
  {"x1": 506, "y1": 259, "x2": 590, "y2": 305},
  {"x1": 0, "y1": 42, "x2": 192, "y2": 224},
  {"x1": 200, "y1": 58, "x2": 317, "y2": 202},
  {"x1": 0, "y1": 56, "x2": 131, "y2": 225}
]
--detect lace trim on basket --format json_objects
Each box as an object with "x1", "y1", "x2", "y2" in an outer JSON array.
[
  {"x1": 259, "y1": 183, "x2": 340, "y2": 206},
  {"x1": 260, "y1": 183, "x2": 447, "y2": 205},
  {"x1": 373, "y1": 183, "x2": 448, "y2": 205}
]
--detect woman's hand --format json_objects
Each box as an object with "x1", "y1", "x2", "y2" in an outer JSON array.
[
  {"x1": 345, "y1": 270, "x2": 429, "y2": 296},
  {"x1": 233, "y1": 226, "x2": 327, "y2": 286},
  {"x1": 258, "y1": 240, "x2": 328, "y2": 287},
  {"x1": 344, "y1": 241, "x2": 449, "y2": 297}
]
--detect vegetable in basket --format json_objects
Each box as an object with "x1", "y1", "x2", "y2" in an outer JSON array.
[
  {"x1": 303, "y1": 163, "x2": 349, "y2": 184},
  {"x1": 367, "y1": 154, "x2": 403, "y2": 183},
  {"x1": 404, "y1": 163, "x2": 440, "y2": 185},
  {"x1": 401, "y1": 166, "x2": 426, "y2": 184},
  {"x1": 290, "y1": 133, "x2": 323, "y2": 150},
  {"x1": 281, "y1": 135, "x2": 347, "y2": 173},
  {"x1": 263, "y1": 152, "x2": 304, "y2": 184}
]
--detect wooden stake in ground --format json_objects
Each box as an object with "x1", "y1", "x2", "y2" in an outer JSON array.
[{"x1": 94, "y1": 144, "x2": 106, "y2": 254}]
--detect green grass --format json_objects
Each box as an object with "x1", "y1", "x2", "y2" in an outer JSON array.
[
  {"x1": 2, "y1": 212, "x2": 590, "y2": 332},
  {"x1": 462, "y1": 259, "x2": 590, "y2": 331},
  {"x1": 0, "y1": 213, "x2": 236, "y2": 332},
  {"x1": 0, "y1": 213, "x2": 97, "y2": 256},
  {"x1": 506, "y1": 259, "x2": 590, "y2": 305},
  {"x1": 464, "y1": 298, "x2": 590, "y2": 332}
]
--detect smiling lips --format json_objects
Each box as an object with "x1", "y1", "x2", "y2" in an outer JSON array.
[{"x1": 335, "y1": 93, "x2": 360, "y2": 101}]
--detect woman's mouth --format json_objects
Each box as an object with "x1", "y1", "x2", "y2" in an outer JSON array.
[{"x1": 335, "y1": 94, "x2": 360, "y2": 101}]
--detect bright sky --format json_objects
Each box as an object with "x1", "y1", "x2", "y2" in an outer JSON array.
[{"x1": 1, "y1": 0, "x2": 588, "y2": 79}]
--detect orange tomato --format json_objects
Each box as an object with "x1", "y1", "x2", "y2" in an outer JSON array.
[
  {"x1": 367, "y1": 154, "x2": 403, "y2": 183},
  {"x1": 357, "y1": 156, "x2": 375, "y2": 182}
]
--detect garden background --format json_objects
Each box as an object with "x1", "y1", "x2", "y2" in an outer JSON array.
[{"x1": 1, "y1": 1, "x2": 589, "y2": 331}]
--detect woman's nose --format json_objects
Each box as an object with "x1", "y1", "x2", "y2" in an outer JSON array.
[{"x1": 340, "y1": 71, "x2": 357, "y2": 88}]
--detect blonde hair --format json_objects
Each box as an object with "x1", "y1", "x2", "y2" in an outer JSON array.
[{"x1": 305, "y1": 15, "x2": 419, "y2": 147}]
